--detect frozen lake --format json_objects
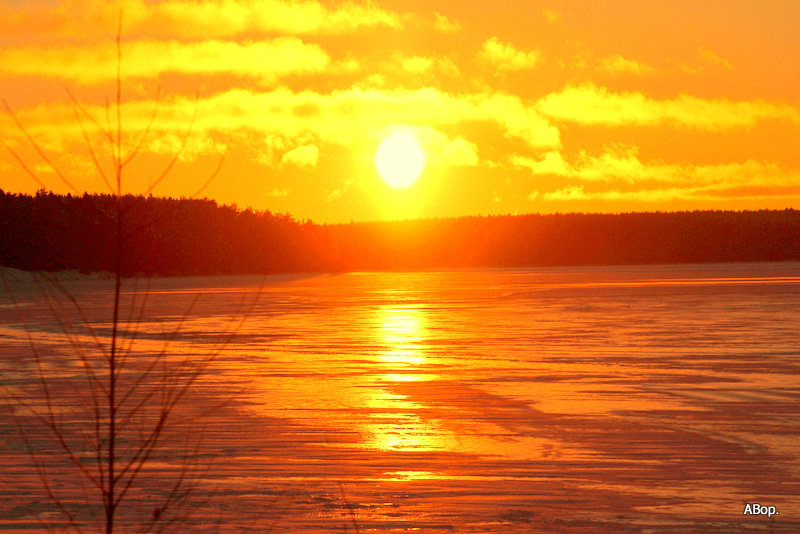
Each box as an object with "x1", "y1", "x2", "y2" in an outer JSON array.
[{"x1": 2, "y1": 263, "x2": 800, "y2": 532}]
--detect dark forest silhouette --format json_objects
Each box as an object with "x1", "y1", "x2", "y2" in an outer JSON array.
[{"x1": 2, "y1": 189, "x2": 799, "y2": 275}]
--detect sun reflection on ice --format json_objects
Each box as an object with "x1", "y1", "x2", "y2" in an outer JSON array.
[
  {"x1": 362, "y1": 305, "x2": 445, "y2": 451},
  {"x1": 376, "y1": 305, "x2": 428, "y2": 369}
]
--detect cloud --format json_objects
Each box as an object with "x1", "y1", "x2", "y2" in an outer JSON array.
[
  {"x1": 698, "y1": 47, "x2": 733, "y2": 70},
  {"x1": 281, "y1": 144, "x2": 319, "y2": 168},
  {"x1": 478, "y1": 37, "x2": 541, "y2": 72},
  {"x1": 394, "y1": 54, "x2": 460, "y2": 79},
  {"x1": 433, "y1": 12, "x2": 460, "y2": 33},
  {"x1": 326, "y1": 177, "x2": 354, "y2": 202},
  {"x1": 154, "y1": 0, "x2": 402, "y2": 37},
  {"x1": 679, "y1": 47, "x2": 734, "y2": 75},
  {"x1": 543, "y1": 185, "x2": 589, "y2": 201},
  {"x1": 157, "y1": 86, "x2": 560, "y2": 153},
  {"x1": 439, "y1": 137, "x2": 479, "y2": 167},
  {"x1": 268, "y1": 187, "x2": 290, "y2": 197},
  {"x1": 536, "y1": 83, "x2": 800, "y2": 129},
  {"x1": 513, "y1": 145, "x2": 800, "y2": 189},
  {"x1": 598, "y1": 55, "x2": 656, "y2": 75},
  {"x1": 543, "y1": 184, "x2": 800, "y2": 203},
  {"x1": 511, "y1": 151, "x2": 569, "y2": 176},
  {"x1": 513, "y1": 146, "x2": 654, "y2": 183},
  {"x1": 416, "y1": 128, "x2": 479, "y2": 167},
  {"x1": 399, "y1": 56, "x2": 435, "y2": 74},
  {"x1": 6, "y1": 86, "x2": 559, "y2": 170},
  {"x1": 542, "y1": 184, "x2": 710, "y2": 202},
  {"x1": 542, "y1": 8, "x2": 561, "y2": 22},
  {"x1": 0, "y1": 38, "x2": 335, "y2": 83},
  {"x1": 0, "y1": 0, "x2": 402, "y2": 40},
  {"x1": 146, "y1": 131, "x2": 229, "y2": 161}
]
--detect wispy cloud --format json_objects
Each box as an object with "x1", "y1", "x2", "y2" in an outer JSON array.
[
  {"x1": 326, "y1": 177, "x2": 355, "y2": 202},
  {"x1": 281, "y1": 144, "x2": 319, "y2": 168},
  {"x1": 268, "y1": 187, "x2": 290, "y2": 197},
  {"x1": 542, "y1": 8, "x2": 561, "y2": 22},
  {"x1": 537, "y1": 83, "x2": 800, "y2": 129},
  {"x1": 478, "y1": 37, "x2": 541, "y2": 72},
  {"x1": 0, "y1": 0, "x2": 402, "y2": 40},
  {"x1": 698, "y1": 47, "x2": 733, "y2": 70},
  {"x1": 433, "y1": 12, "x2": 460, "y2": 33},
  {"x1": 154, "y1": 0, "x2": 402, "y2": 37},
  {"x1": 513, "y1": 146, "x2": 800, "y2": 189},
  {"x1": 598, "y1": 55, "x2": 656, "y2": 75},
  {"x1": 543, "y1": 184, "x2": 800, "y2": 203},
  {"x1": 6, "y1": 86, "x2": 560, "y2": 168},
  {"x1": 416, "y1": 128, "x2": 479, "y2": 167},
  {"x1": 0, "y1": 38, "x2": 337, "y2": 84}
]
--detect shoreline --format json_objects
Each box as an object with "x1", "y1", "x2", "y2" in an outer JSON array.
[{"x1": 3, "y1": 259, "x2": 800, "y2": 282}]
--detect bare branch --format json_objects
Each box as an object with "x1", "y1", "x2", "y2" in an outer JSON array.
[
  {"x1": 117, "y1": 276, "x2": 151, "y2": 368},
  {"x1": 2, "y1": 141, "x2": 48, "y2": 189},
  {"x1": 145, "y1": 427, "x2": 207, "y2": 534},
  {"x1": 31, "y1": 275, "x2": 108, "y2": 395},
  {"x1": 2, "y1": 272, "x2": 104, "y2": 494},
  {"x1": 66, "y1": 88, "x2": 115, "y2": 153},
  {"x1": 122, "y1": 87, "x2": 162, "y2": 168},
  {"x1": 17, "y1": 422, "x2": 87, "y2": 534},
  {"x1": 116, "y1": 12, "x2": 123, "y2": 195},
  {"x1": 116, "y1": 292, "x2": 201, "y2": 415},
  {"x1": 113, "y1": 281, "x2": 261, "y2": 502},
  {"x1": 1, "y1": 11, "x2": 258, "y2": 530},
  {"x1": 69, "y1": 96, "x2": 115, "y2": 195},
  {"x1": 114, "y1": 410, "x2": 167, "y2": 506},
  {"x1": 2, "y1": 99, "x2": 79, "y2": 194},
  {"x1": 143, "y1": 95, "x2": 199, "y2": 196},
  {"x1": 35, "y1": 274, "x2": 110, "y2": 493},
  {"x1": 191, "y1": 151, "x2": 227, "y2": 198},
  {"x1": 43, "y1": 273, "x2": 107, "y2": 358},
  {"x1": 105, "y1": 96, "x2": 114, "y2": 168}
]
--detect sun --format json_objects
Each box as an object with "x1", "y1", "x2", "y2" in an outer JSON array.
[{"x1": 375, "y1": 131, "x2": 425, "y2": 188}]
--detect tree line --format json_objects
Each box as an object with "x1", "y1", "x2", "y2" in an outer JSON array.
[{"x1": 2, "y1": 189, "x2": 799, "y2": 275}]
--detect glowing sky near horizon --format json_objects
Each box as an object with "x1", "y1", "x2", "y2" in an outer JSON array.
[{"x1": 1, "y1": 0, "x2": 799, "y2": 223}]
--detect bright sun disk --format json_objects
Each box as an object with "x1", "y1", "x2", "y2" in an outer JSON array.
[{"x1": 375, "y1": 131, "x2": 425, "y2": 188}]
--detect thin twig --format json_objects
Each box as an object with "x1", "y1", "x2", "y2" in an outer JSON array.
[
  {"x1": 66, "y1": 88, "x2": 114, "y2": 148},
  {"x1": 122, "y1": 87, "x2": 161, "y2": 168},
  {"x1": 1, "y1": 141, "x2": 48, "y2": 189},
  {"x1": 69, "y1": 95, "x2": 115, "y2": 194},
  {"x1": 2, "y1": 99, "x2": 79, "y2": 193},
  {"x1": 143, "y1": 95, "x2": 199, "y2": 196},
  {"x1": 191, "y1": 151, "x2": 227, "y2": 198}
]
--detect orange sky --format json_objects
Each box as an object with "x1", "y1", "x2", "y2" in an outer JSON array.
[{"x1": 1, "y1": 0, "x2": 799, "y2": 223}]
